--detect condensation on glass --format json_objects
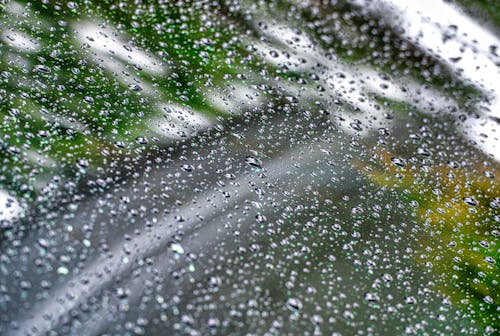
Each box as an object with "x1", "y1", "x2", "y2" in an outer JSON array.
[{"x1": 0, "y1": 1, "x2": 498, "y2": 335}]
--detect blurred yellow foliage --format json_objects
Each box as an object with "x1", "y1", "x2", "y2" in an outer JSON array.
[{"x1": 355, "y1": 149, "x2": 499, "y2": 327}]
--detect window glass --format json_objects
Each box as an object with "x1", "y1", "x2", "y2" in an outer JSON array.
[{"x1": 0, "y1": 1, "x2": 498, "y2": 335}]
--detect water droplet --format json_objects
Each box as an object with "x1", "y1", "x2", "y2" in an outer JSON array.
[
  {"x1": 255, "y1": 214, "x2": 267, "y2": 223},
  {"x1": 181, "y1": 164, "x2": 194, "y2": 172},
  {"x1": 128, "y1": 84, "x2": 142, "y2": 91},
  {"x1": 33, "y1": 65, "x2": 51, "y2": 74},
  {"x1": 391, "y1": 157, "x2": 406, "y2": 167},
  {"x1": 382, "y1": 273, "x2": 393, "y2": 282},
  {"x1": 37, "y1": 238, "x2": 48, "y2": 248},
  {"x1": 463, "y1": 196, "x2": 478, "y2": 207},
  {"x1": 285, "y1": 298, "x2": 303, "y2": 311},
  {"x1": 83, "y1": 96, "x2": 94, "y2": 104},
  {"x1": 136, "y1": 137, "x2": 148, "y2": 145},
  {"x1": 405, "y1": 296, "x2": 417, "y2": 305},
  {"x1": 483, "y1": 295, "x2": 494, "y2": 304},
  {"x1": 171, "y1": 243, "x2": 184, "y2": 255},
  {"x1": 77, "y1": 159, "x2": 89, "y2": 168},
  {"x1": 484, "y1": 171, "x2": 495, "y2": 178},
  {"x1": 57, "y1": 266, "x2": 69, "y2": 275},
  {"x1": 245, "y1": 156, "x2": 262, "y2": 168},
  {"x1": 364, "y1": 292, "x2": 380, "y2": 302}
]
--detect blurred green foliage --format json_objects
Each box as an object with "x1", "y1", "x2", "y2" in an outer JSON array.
[
  {"x1": 0, "y1": 0, "x2": 484, "y2": 203},
  {"x1": 0, "y1": 0, "x2": 250, "y2": 202},
  {"x1": 454, "y1": 0, "x2": 500, "y2": 30}
]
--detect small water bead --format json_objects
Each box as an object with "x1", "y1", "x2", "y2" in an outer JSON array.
[
  {"x1": 171, "y1": 243, "x2": 184, "y2": 255},
  {"x1": 37, "y1": 238, "x2": 49, "y2": 248},
  {"x1": 484, "y1": 256, "x2": 495, "y2": 265},
  {"x1": 350, "y1": 120, "x2": 363, "y2": 131},
  {"x1": 135, "y1": 137, "x2": 148, "y2": 145},
  {"x1": 484, "y1": 171, "x2": 495, "y2": 178},
  {"x1": 181, "y1": 164, "x2": 195, "y2": 172},
  {"x1": 479, "y1": 241, "x2": 490, "y2": 248},
  {"x1": 463, "y1": 197, "x2": 478, "y2": 207},
  {"x1": 416, "y1": 147, "x2": 432, "y2": 157},
  {"x1": 245, "y1": 156, "x2": 262, "y2": 168},
  {"x1": 364, "y1": 292, "x2": 380, "y2": 302},
  {"x1": 405, "y1": 296, "x2": 417, "y2": 305},
  {"x1": 391, "y1": 157, "x2": 406, "y2": 168},
  {"x1": 483, "y1": 296, "x2": 493, "y2": 304},
  {"x1": 8, "y1": 108, "x2": 20, "y2": 117},
  {"x1": 116, "y1": 287, "x2": 130, "y2": 298},
  {"x1": 208, "y1": 276, "x2": 221, "y2": 288},
  {"x1": 485, "y1": 326, "x2": 495, "y2": 335},
  {"x1": 285, "y1": 298, "x2": 303, "y2": 311},
  {"x1": 67, "y1": 2, "x2": 78, "y2": 10},
  {"x1": 208, "y1": 318, "x2": 220, "y2": 328},
  {"x1": 114, "y1": 141, "x2": 126, "y2": 149},
  {"x1": 76, "y1": 159, "x2": 89, "y2": 168},
  {"x1": 33, "y1": 65, "x2": 51, "y2": 74},
  {"x1": 57, "y1": 266, "x2": 69, "y2": 275},
  {"x1": 255, "y1": 214, "x2": 267, "y2": 223},
  {"x1": 128, "y1": 84, "x2": 142, "y2": 91}
]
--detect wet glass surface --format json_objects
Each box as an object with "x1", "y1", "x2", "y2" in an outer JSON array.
[{"x1": 0, "y1": 1, "x2": 499, "y2": 335}]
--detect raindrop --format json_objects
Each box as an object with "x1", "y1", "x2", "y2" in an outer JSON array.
[
  {"x1": 33, "y1": 65, "x2": 51, "y2": 74},
  {"x1": 483, "y1": 296, "x2": 493, "y2": 304},
  {"x1": 57, "y1": 266, "x2": 69, "y2": 275},
  {"x1": 128, "y1": 84, "x2": 143, "y2": 92},
  {"x1": 484, "y1": 171, "x2": 495, "y2": 178},
  {"x1": 391, "y1": 157, "x2": 406, "y2": 167},
  {"x1": 416, "y1": 147, "x2": 431, "y2": 157},
  {"x1": 463, "y1": 197, "x2": 478, "y2": 207},
  {"x1": 405, "y1": 296, "x2": 417, "y2": 305},
  {"x1": 286, "y1": 298, "x2": 303, "y2": 312},
  {"x1": 255, "y1": 214, "x2": 267, "y2": 223},
  {"x1": 382, "y1": 274, "x2": 393, "y2": 282},
  {"x1": 171, "y1": 243, "x2": 184, "y2": 255},
  {"x1": 181, "y1": 164, "x2": 194, "y2": 172},
  {"x1": 245, "y1": 156, "x2": 262, "y2": 168},
  {"x1": 364, "y1": 292, "x2": 380, "y2": 302},
  {"x1": 135, "y1": 137, "x2": 148, "y2": 145},
  {"x1": 77, "y1": 159, "x2": 89, "y2": 169}
]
